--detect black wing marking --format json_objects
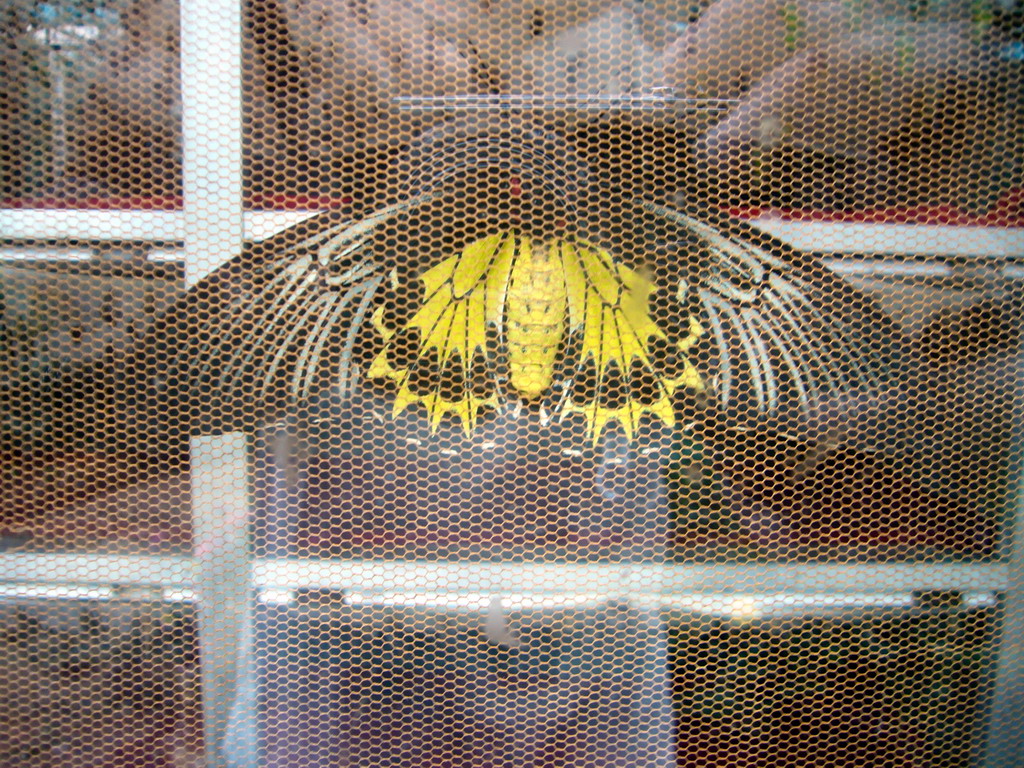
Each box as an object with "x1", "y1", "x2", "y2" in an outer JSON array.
[{"x1": 643, "y1": 201, "x2": 903, "y2": 423}]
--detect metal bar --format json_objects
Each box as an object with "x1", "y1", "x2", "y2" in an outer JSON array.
[
  {"x1": 250, "y1": 560, "x2": 1013, "y2": 595},
  {"x1": 392, "y1": 92, "x2": 737, "y2": 113},
  {"x1": 180, "y1": 1, "x2": 243, "y2": 281},
  {"x1": 179, "y1": 0, "x2": 250, "y2": 764},
  {"x1": 244, "y1": 211, "x2": 323, "y2": 242},
  {"x1": 0, "y1": 210, "x2": 322, "y2": 243},
  {"x1": 5, "y1": 208, "x2": 1021, "y2": 261},
  {"x1": 822, "y1": 258, "x2": 955, "y2": 278},
  {"x1": 191, "y1": 433, "x2": 256, "y2": 768},
  {"x1": 0, "y1": 555, "x2": 1006, "y2": 595},
  {"x1": 0, "y1": 553, "x2": 196, "y2": 585},
  {"x1": 0, "y1": 210, "x2": 185, "y2": 241},
  {"x1": 749, "y1": 219, "x2": 1024, "y2": 258}
]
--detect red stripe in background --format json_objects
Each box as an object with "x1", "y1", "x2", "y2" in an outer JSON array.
[{"x1": 3, "y1": 189, "x2": 1021, "y2": 225}]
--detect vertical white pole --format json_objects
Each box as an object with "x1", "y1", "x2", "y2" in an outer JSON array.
[
  {"x1": 180, "y1": 0, "x2": 244, "y2": 289},
  {"x1": 190, "y1": 433, "x2": 256, "y2": 768},
  {"x1": 984, "y1": 346, "x2": 1024, "y2": 768},
  {"x1": 179, "y1": 2, "x2": 251, "y2": 767}
]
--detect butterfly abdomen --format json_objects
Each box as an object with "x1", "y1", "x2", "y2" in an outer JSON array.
[{"x1": 505, "y1": 238, "x2": 567, "y2": 401}]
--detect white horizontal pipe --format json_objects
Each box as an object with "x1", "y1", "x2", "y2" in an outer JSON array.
[
  {"x1": 0, "y1": 210, "x2": 321, "y2": 243},
  {"x1": 0, "y1": 555, "x2": 1010, "y2": 595},
  {"x1": 750, "y1": 218, "x2": 1024, "y2": 258},
  {"x1": 3, "y1": 210, "x2": 1022, "y2": 259}
]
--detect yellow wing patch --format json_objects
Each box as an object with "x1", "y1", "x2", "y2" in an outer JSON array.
[
  {"x1": 368, "y1": 233, "x2": 515, "y2": 433},
  {"x1": 368, "y1": 231, "x2": 704, "y2": 443},
  {"x1": 559, "y1": 240, "x2": 704, "y2": 443}
]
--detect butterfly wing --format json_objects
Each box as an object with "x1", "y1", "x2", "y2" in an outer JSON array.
[
  {"x1": 121, "y1": 202, "x2": 419, "y2": 437},
  {"x1": 368, "y1": 229, "x2": 707, "y2": 444},
  {"x1": 550, "y1": 238, "x2": 704, "y2": 443},
  {"x1": 368, "y1": 230, "x2": 517, "y2": 434},
  {"x1": 644, "y1": 201, "x2": 904, "y2": 425},
  {"x1": 118, "y1": 183, "x2": 900, "y2": 444}
]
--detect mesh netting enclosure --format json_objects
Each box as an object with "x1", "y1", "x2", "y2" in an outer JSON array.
[{"x1": 1, "y1": 1, "x2": 1023, "y2": 767}]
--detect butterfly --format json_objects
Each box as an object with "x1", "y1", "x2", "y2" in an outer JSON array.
[{"x1": 123, "y1": 127, "x2": 901, "y2": 446}]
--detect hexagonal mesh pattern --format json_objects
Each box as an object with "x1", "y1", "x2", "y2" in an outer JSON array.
[{"x1": 1, "y1": 1, "x2": 1023, "y2": 767}]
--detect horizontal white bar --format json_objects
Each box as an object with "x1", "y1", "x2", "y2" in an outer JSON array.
[
  {"x1": 246, "y1": 211, "x2": 323, "y2": 241},
  {"x1": 999, "y1": 264, "x2": 1024, "y2": 279},
  {"x1": 0, "y1": 583, "x2": 996, "y2": 617},
  {"x1": 0, "y1": 210, "x2": 183, "y2": 241},
  {"x1": 393, "y1": 93, "x2": 737, "y2": 113},
  {"x1": 339, "y1": 591, "x2": 935, "y2": 618},
  {"x1": 31, "y1": 23, "x2": 107, "y2": 46},
  {"x1": 0, "y1": 583, "x2": 115, "y2": 600},
  {"x1": 0, "y1": 246, "x2": 94, "y2": 261},
  {"x1": 1, "y1": 554, "x2": 196, "y2": 585},
  {"x1": 823, "y1": 257, "x2": 954, "y2": 278},
  {"x1": 253, "y1": 560, "x2": 1014, "y2": 595},
  {"x1": 0, "y1": 555, "x2": 1011, "y2": 595},
  {"x1": 751, "y1": 218, "x2": 1024, "y2": 258},
  {"x1": 0, "y1": 210, "x2": 321, "y2": 243}
]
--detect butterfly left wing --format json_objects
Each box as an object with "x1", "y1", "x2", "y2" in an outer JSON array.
[
  {"x1": 367, "y1": 230, "x2": 518, "y2": 434},
  {"x1": 643, "y1": 200, "x2": 906, "y2": 426}
]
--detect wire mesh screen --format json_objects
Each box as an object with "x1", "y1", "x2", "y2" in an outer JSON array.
[{"x1": 1, "y1": 1, "x2": 1023, "y2": 767}]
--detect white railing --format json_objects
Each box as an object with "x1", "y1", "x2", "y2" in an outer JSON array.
[{"x1": 1, "y1": 553, "x2": 1009, "y2": 596}]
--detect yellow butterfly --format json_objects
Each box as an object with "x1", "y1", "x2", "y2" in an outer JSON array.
[
  {"x1": 128, "y1": 130, "x2": 899, "y2": 445},
  {"x1": 366, "y1": 230, "x2": 703, "y2": 442}
]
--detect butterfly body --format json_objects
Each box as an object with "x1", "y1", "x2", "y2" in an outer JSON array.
[{"x1": 505, "y1": 236, "x2": 567, "y2": 401}]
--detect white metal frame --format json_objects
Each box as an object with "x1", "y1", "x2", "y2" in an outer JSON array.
[
  {"x1": 1, "y1": 0, "x2": 1023, "y2": 765},
  {"x1": 0, "y1": 209, "x2": 321, "y2": 244},
  {"x1": 3, "y1": 209, "x2": 1023, "y2": 258},
  {"x1": 1, "y1": 555, "x2": 1011, "y2": 595}
]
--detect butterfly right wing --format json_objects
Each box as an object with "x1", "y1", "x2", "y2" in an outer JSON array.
[
  {"x1": 368, "y1": 230, "x2": 519, "y2": 434},
  {"x1": 551, "y1": 238, "x2": 705, "y2": 444},
  {"x1": 123, "y1": 201, "x2": 420, "y2": 436},
  {"x1": 643, "y1": 200, "x2": 908, "y2": 428}
]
